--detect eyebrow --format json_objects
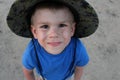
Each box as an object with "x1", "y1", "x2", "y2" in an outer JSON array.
[{"x1": 33, "y1": 18, "x2": 75, "y2": 26}]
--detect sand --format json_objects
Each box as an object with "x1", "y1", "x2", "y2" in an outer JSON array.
[{"x1": 0, "y1": 0, "x2": 120, "y2": 80}]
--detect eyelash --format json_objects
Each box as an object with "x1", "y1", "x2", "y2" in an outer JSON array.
[
  {"x1": 39, "y1": 24, "x2": 67, "y2": 29},
  {"x1": 59, "y1": 24, "x2": 67, "y2": 28},
  {"x1": 40, "y1": 25, "x2": 49, "y2": 29}
]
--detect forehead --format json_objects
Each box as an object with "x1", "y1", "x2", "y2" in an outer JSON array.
[
  {"x1": 34, "y1": 7, "x2": 73, "y2": 17},
  {"x1": 31, "y1": 8, "x2": 74, "y2": 24}
]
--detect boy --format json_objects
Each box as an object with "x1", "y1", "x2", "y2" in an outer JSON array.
[{"x1": 6, "y1": 0, "x2": 99, "y2": 80}]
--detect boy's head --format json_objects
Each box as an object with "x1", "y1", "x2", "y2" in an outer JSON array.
[
  {"x1": 29, "y1": 2, "x2": 76, "y2": 54},
  {"x1": 7, "y1": 0, "x2": 99, "y2": 38}
]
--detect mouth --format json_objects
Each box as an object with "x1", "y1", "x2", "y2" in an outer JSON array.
[{"x1": 47, "y1": 42, "x2": 62, "y2": 47}]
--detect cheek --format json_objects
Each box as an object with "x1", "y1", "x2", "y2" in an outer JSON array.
[
  {"x1": 37, "y1": 34, "x2": 46, "y2": 47},
  {"x1": 36, "y1": 31, "x2": 46, "y2": 43},
  {"x1": 62, "y1": 30, "x2": 72, "y2": 46},
  {"x1": 62, "y1": 28, "x2": 74, "y2": 38},
  {"x1": 36, "y1": 30, "x2": 46, "y2": 38}
]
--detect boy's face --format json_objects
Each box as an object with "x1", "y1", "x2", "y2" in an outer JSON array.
[{"x1": 31, "y1": 8, "x2": 76, "y2": 54}]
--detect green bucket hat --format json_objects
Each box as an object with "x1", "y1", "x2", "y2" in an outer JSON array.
[{"x1": 7, "y1": 0, "x2": 99, "y2": 38}]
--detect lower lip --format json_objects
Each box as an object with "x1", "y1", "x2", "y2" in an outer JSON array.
[{"x1": 48, "y1": 42, "x2": 61, "y2": 47}]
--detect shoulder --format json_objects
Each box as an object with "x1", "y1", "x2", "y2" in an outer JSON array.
[
  {"x1": 71, "y1": 37, "x2": 84, "y2": 49},
  {"x1": 23, "y1": 40, "x2": 34, "y2": 55},
  {"x1": 22, "y1": 39, "x2": 39, "y2": 59},
  {"x1": 73, "y1": 38, "x2": 89, "y2": 66},
  {"x1": 75, "y1": 38, "x2": 87, "y2": 56},
  {"x1": 23, "y1": 39, "x2": 38, "y2": 55},
  {"x1": 22, "y1": 39, "x2": 38, "y2": 70}
]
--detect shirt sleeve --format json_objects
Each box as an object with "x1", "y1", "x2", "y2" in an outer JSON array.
[
  {"x1": 75, "y1": 39, "x2": 89, "y2": 67},
  {"x1": 22, "y1": 40, "x2": 35, "y2": 70}
]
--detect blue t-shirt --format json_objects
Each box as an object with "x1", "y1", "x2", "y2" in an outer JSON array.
[{"x1": 22, "y1": 37, "x2": 89, "y2": 80}]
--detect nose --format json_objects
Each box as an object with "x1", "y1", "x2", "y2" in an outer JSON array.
[{"x1": 48, "y1": 27, "x2": 59, "y2": 38}]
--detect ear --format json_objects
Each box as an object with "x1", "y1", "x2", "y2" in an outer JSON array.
[
  {"x1": 31, "y1": 25, "x2": 37, "y2": 39},
  {"x1": 71, "y1": 22, "x2": 76, "y2": 36}
]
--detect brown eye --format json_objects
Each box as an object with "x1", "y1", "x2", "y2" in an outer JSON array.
[
  {"x1": 40, "y1": 25, "x2": 49, "y2": 29},
  {"x1": 59, "y1": 24, "x2": 67, "y2": 28}
]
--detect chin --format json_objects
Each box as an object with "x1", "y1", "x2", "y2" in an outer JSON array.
[{"x1": 47, "y1": 49, "x2": 63, "y2": 55}]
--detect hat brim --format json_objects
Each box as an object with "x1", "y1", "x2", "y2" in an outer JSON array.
[{"x1": 7, "y1": 0, "x2": 99, "y2": 38}]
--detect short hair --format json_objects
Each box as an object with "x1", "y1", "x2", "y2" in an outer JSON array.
[{"x1": 26, "y1": 1, "x2": 79, "y2": 26}]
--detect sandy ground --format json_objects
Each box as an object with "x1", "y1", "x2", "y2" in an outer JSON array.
[{"x1": 0, "y1": 0, "x2": 120, "y2": 80}]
